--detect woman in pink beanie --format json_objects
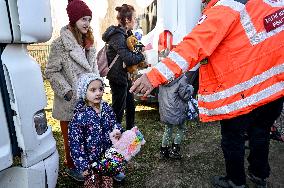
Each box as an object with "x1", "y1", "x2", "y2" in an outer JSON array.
[{"x1": 45, "y1": 0, "x2": 99, "y2": 182}]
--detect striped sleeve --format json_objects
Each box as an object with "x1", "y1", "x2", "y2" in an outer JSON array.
[{"x1": 147, "y1": 4, "x2": 237, "y2": 87}]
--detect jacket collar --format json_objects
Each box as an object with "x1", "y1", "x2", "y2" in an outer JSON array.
[{"x1": 60, "y1": 26, "x2": 96, "y2": 71}]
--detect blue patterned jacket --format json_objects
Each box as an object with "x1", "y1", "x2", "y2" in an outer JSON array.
[{"x1": 68, "y1": 100, "x2": 123, "y2": 173}]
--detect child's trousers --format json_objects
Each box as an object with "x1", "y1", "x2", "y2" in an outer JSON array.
[{"x1": 162, "y1": 123, "x2": 186, "y2": 147}]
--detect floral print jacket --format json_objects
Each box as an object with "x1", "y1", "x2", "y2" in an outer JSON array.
[{"x1": 68, "y1": 100, "x2": 123, "y2": 173}]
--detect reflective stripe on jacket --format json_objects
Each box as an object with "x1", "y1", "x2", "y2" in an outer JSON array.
[{"x1": 147, "y1": 0, "x2": 284, "y2": 122}]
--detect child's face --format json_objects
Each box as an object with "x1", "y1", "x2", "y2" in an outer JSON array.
[{"x1": 86, "y1": 80, "x2": 104, "y2": 107}]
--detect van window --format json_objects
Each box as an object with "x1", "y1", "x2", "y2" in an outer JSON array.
[{"x1": 137, "y1": 0, "x2": 157, "y2": 35}]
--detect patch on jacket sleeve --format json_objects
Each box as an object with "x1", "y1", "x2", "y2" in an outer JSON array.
[
  {"x1": 264, "y1": 0, "x2": 284, "y2": 6},
  {"x1": 263, "y1": 8, "x2": 284, "y2": 32},
  {"x1": 198, "y1": 15, "x2": 207, "y2": 25}
]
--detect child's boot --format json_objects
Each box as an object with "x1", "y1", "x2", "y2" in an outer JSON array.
[
  {"x1": 160, "y1": 146, "x2": 170, "y2": 159},
  {"x1": 169, "y1": 143, "x2": 182, "y2": 159}
]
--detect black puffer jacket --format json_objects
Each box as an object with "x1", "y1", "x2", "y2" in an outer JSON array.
[{"x1": 102, "y1": 25, "x2": 145, "y2": 86}]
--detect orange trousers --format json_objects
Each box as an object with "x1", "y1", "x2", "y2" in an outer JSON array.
[{"x1": 60, "y1": 121, "x2": 75, "y2": 169}]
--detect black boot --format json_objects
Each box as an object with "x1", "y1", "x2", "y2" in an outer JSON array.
[
  {"x1": 212, "y1": 176, "x2": 248, "y2": 188},
  {"x1": 169, "y1": 143, "x2": 182, "y2": 159},
  {"x1": 247, "y1": 173, "x2": 267, "y2": 188},
  {"x1": 160, "y1": 146, "x2": 170, "y2": 159}
]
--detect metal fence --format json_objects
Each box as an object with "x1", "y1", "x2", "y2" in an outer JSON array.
[{"x1": 27, "y1": 44, "x2": 50, "y2": 76}]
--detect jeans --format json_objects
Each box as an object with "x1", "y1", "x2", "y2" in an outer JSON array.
[
  {"x1": 109, "y1": 80, "x2": 135, "y2": 130},
  {"x1": 162, "y1": 123, "x2": 186, "y2": 147},
  {"x1": 220, "y1": 97, "x2": 284, "y2": 185}
]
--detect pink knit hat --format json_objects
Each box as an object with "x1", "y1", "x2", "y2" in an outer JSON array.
[{"x1": 66, "y1": 0, "x2": 92, "y2": 25}]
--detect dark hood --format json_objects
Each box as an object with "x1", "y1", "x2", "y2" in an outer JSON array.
[{"x1": 102, "y1": 25, "x2": 127, "y2": 43}]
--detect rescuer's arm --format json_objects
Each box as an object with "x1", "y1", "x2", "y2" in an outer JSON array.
[{"x1": 130, "y1": 5, "x2": 238, "y2": 95}]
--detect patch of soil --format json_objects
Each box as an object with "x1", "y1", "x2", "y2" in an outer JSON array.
[{"x1": 143, "y1": 122, "x2": 284, "y2": 188}]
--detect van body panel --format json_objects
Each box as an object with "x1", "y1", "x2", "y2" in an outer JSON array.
[
  {"x1": 0, "y1": 91, "x2": 13, "y2": 171},
  {"x1": 0, "y1": 1, "x2": 12, "y2": 43},
  {"x1": 0, "y1": 165, "x2": 45, "y2": 188},
  {"x1": 0, "y1": 150, "x2": 58, "y2": 188},
  {"x1": 17, "y1": 0, "x2": 53, "y2": 43},
  {"x1": 0, "y1": 0, "x2": 53, "y2": 43},
  {"x1": 158, "y1": 0, "x2": 178, "y2": 32},
  {"x1": 44, "y1": 150, "x2": 59, "y2": 188},
  {"x1": 0, "y1": 0, "x2": 58, "y2": 186},
  {"x1": 1, "y1": 44, "x2": 57, "y2": 167},
  {"x1": 136, "y1": 0, "x2": 202, "y2": 102},
  {"x1": 174, "y1": 0, "x2": 202, "y2": 44},
  {"x1": 139, "y1": 0, "x2": 202, "y2": 68},
  {"x1": 3, "y1": 0, "x2": 21, "y2": 42}
]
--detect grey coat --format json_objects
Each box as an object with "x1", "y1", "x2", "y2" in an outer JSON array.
[
  {"x1": 45, "y1": 26, "x2": 99, "y2": 121},
  {"x1": 158, "y1": 74, "x2": 192, "y2": 125}
]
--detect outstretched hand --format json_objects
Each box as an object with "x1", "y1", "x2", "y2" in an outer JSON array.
[{"x1": 129, "y1": 74, "x2": 154, "y2": 97}]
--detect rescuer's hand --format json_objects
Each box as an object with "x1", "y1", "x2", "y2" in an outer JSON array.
[{"x1": 129, "y1": 74, "x2": 154, "y2": 97}]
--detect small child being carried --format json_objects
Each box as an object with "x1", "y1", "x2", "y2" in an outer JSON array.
[{"x1": 158, "y1": 74, "x2": 194, "y2": 159}]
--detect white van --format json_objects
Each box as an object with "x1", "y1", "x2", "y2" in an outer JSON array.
[
  {"x1": 0, "y1": 0, "x2": 59, "y2": 187},
  {"x1": 134, "y1": 0, "x2": 203, "y2": 102}
]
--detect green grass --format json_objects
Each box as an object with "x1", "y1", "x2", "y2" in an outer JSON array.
[{"x1": 44, "y1": 81, "x2": 284, "y2": 188}]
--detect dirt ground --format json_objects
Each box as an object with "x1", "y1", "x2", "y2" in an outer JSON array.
[
  {"x1": 131, "y1": 122, "x2": 284, "y2": 188},
  {"x1": 54, "y1": 111, "x2": 284, "y2": 188},
  {"x1": 45, "y1": 81, "x2": 284, "y2": 188}
]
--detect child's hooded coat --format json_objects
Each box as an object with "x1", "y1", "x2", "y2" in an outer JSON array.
[{"x1": 68, "y1": 100, "x2": 123, "y2": 173}]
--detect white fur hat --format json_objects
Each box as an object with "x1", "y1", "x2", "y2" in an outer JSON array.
[{"x1": 76, "y1": 73, "x2": 104, "y2": 100}]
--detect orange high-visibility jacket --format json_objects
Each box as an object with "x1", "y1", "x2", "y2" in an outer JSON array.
[{"x1": 147, "y1": 0, "x2": 284, "y2": 122}]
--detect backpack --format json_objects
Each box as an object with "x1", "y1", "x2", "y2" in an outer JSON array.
[{"x1": 96, "y1": 44, "x2": 119, "y2": 77}]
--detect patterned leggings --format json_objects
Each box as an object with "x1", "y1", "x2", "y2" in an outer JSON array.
[
  {"x1": 162, "y1": 123, "x2": 186, "y2": 147},
  {"x1": 84, "y1": 175, "x2": 113, "y2": 188}
]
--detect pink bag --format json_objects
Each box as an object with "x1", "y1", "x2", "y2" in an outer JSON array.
[{"x1": 96, "y1": 45, "x2": 119, "y2": 77}]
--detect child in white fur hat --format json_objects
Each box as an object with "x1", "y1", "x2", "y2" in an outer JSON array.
[{"x1": 68, "y1": 73, "x2": 123, "y2": 188}]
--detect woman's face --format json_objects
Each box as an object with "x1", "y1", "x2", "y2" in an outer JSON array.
[
  {"x1": 126, "y1": 12, "x2": 137, "y2": 30},
  {"x1": 86, "y1": 80, "x2": 104, "y2": 107},
  {"x1": 75, "y1": 16, "x2": 92, "y2": 34}
]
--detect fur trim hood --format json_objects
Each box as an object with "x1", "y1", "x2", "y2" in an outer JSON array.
[
  {"x1": 60, "y1": 26, "x2": 96, "y2": 72},
  {"x1": 76, "y1": 73, "x2": 104, "y2": 100}
]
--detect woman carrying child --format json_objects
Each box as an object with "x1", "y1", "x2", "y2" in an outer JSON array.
[{"x1": 102, "y1": 4, "x2": 145, "y2": 130}]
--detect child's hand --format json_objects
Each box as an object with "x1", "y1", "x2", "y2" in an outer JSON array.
[
  {"x1": 114, "y1": 131, "x2": 122, "y2": 140},
  {"x1": 82, "y1": 170, "x2": 89, "y2": 177},
  {"x1": 110, "y1": 128, "x2": 122, "y2": 143}
]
